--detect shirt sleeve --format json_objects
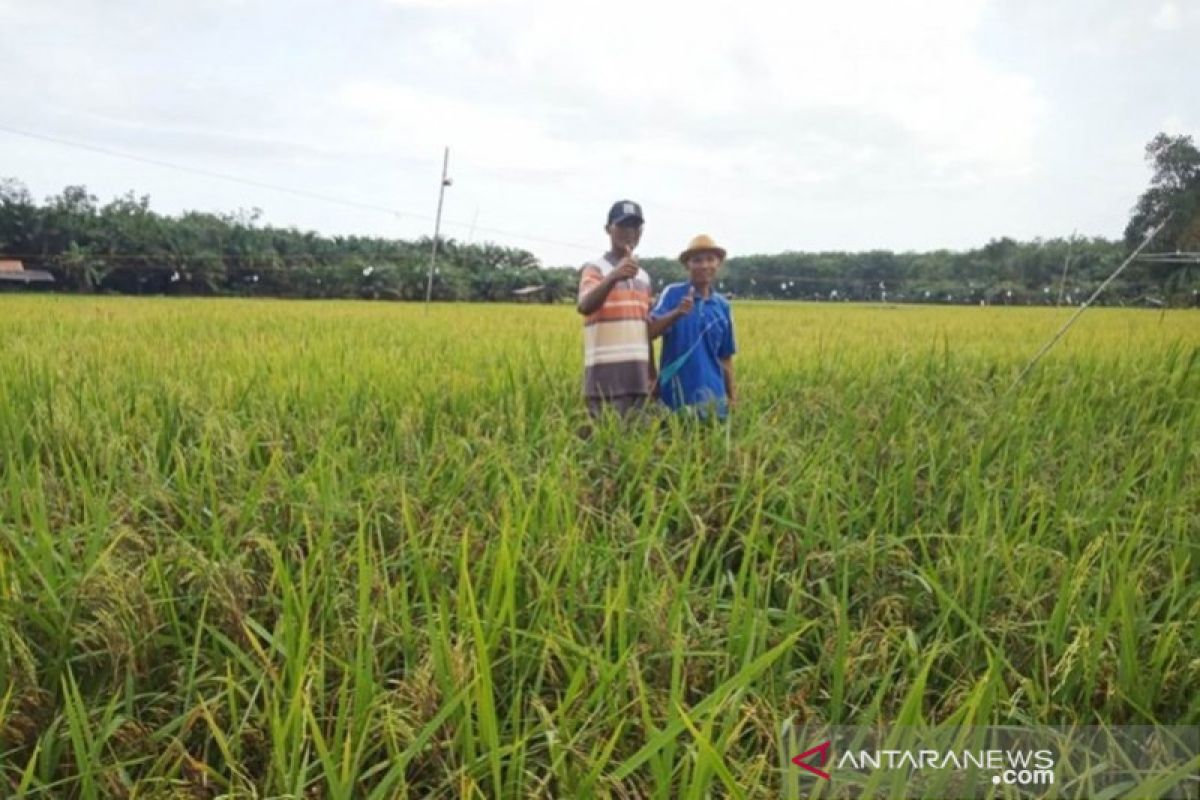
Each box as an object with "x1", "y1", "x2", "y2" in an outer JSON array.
[
  {"x1": 648, "y1": 285, "x2": 676, "y2": 320},
  {"x1": 718, "y1": 306, "x2": 736, "y2": 358},
  {"x1": 577, "y1": 264, "x2": 602, "y2": 304}
]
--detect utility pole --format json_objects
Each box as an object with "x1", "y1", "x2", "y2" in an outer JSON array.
[
  {"x1": 1056, "y1": 229, "x2": 1077, "y2": 306},
  {"x1": 425, "y1": 146, "x2": 452, "y2": 305}
]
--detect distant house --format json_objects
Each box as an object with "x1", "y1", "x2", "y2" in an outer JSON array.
[
  {"x1": 0, "y1": 259, "x2": 55, "y2": 286},
  {"x1": 511, "y1": 285, "x2": 547, "y2": 303}
]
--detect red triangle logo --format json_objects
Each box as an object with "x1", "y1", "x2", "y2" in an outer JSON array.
[{"x1": 791, "y1": 740, "x2": 832, "y2": 780}]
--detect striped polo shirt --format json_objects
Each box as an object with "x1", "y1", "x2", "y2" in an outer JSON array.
[{"x1": 578, "y1": 254, "x2": 653, "y2": 399}]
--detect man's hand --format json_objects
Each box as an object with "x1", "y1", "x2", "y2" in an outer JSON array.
[
  {"x1": 647, "y1": 286, "x2": 695, "y2": 339},
  {"x1": 674, "y1": 286, "x2": 695, "y2": 318},
  {"x1": 612, "y1": 245, "x2": 639, "y2": 282},
  {"x1": 578, "y1": 246, "x2": 638, "y2": 315}
]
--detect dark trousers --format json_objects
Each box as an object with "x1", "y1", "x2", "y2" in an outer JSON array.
[{"x1": 585, "y1": 393, "x2": 651, "y2": 419}]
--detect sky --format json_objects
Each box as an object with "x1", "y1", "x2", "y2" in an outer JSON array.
[{"x1": 1, "y1": 0, "x2": 1196, "y2": 267}]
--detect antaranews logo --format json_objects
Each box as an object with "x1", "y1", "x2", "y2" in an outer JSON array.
[
  {"x1": 790, "y1": 740, "x2": 1055, "y2": 789},
  {"x1": 790, "y1": 740, "x2": 832, "y2": 781},
  {"x1": 782, "y1": 725, "x2": 1198, "y2": 800}
]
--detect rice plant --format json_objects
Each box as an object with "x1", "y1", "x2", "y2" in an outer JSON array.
[{"x1": 1, "y1": 296, "x2": 1197, "y2": 798}]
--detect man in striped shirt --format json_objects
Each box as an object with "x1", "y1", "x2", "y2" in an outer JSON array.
[{"x1": 576, "y1": 200, "x2": 656, "y2": 418}]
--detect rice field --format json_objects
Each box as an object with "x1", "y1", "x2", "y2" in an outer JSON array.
[{"x1": 1, "y1": 295, "x2": 1197, "y2": 798}]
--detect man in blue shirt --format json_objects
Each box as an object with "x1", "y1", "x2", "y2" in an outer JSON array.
[{"x1": 648, "y1": 234, "x2": 737, "y2": 419}]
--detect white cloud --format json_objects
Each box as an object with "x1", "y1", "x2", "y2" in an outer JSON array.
[
  {"x1": 346, "y1": 0, "x2": 1044, "y2": 182},
  {"x1": 318, "y1": 0, "x2": 1049, "y2": 260},
  {"x1": 2, "y1": 0, "x2": 1189, "y2": 265},
  {"x1": 384, "y1": 0, "x2": 490, "y2": 5},
  {"x1": 337, "y1": 81, "x2": 583, "y2": 173},
  {"x1": 1160, "y1": 114, "x2": 1187, "y2": 135},
  {"x1": 521, "y1": 0, "x2": 1041, "y2": 169},
  {"x1": 1151, "y1": 2, "x2": 1180, "y2": 30}
]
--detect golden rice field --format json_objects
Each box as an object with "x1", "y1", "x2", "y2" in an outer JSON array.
[{"x1": 1, "y1": 295, "x2": 1197, "y2": 798}]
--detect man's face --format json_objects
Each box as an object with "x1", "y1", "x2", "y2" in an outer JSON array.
[
  {"x1": 686, "y1": 251, "x2": 722, "y2": 285},
  {"x1": 607, "y1": 221, "x2": 643, "y2": 253}
]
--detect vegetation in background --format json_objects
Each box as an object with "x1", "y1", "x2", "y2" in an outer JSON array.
[{"x1": 3, "y1": 133, "x2": 1199, "y2": 306}]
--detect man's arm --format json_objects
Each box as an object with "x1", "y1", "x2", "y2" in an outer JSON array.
[
  {"x1": 577, "y1": 271, "x2": 622, "y2": 315},
  {"x1": 577, "y1": 251, "x2": 639, "y2": 315},
  {"x1": 647, "y1": 307, "x2": 686, "y2": 339},
  {"x1": 647, "y1": 287, "x2": 694, "y2": 338},
  {"x1": 720, "y1": 357, "x2": 736, "y2": 405}
]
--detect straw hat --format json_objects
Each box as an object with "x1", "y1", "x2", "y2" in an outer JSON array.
[{"x1": 679, "y1": 234, "x2": 727, "y2": 264}]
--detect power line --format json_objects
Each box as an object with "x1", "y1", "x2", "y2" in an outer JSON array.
[
  {"x1": 0, "y1": 124, "x2": 402, "y2": 217},
  {"x1": 3, "y1": 253, "x2": 1150, "y2": 293},
  {"x1": 3, "y1": 251, "x2": 406, "y2": 261},
  {"x1": 0, "y1": 123, "x2": 596, "y2": 255},
  {"x1": 1008, "y1": 214, "x2": 1172, "y2": 392}
]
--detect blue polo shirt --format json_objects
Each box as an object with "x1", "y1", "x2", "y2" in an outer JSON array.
[{"x1": 650, "y1": 283, "x2": 736, "y2": 417}]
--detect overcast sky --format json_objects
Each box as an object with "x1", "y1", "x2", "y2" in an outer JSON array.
[{"x1": 1, "y1": 0, "x2": 1196, "y2": 266}]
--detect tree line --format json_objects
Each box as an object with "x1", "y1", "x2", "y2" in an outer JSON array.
[
  {"x1": 637, "y1": 236, "x2": 1167, "y2": 306},
  {"x1": 0, "y1": 181, "x2": 570, "y2": 301},
  {"x1": 3, "y1": 133, "x2": 1197, "y2": 306}
]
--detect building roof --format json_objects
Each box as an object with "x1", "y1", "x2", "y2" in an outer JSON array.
[
  {"x1": 0, "y1": 257, "x2": 55, "y2": 282},
  {"x1": 0, "y1": 271, "x2": 55, "y2": 283}
]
